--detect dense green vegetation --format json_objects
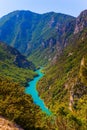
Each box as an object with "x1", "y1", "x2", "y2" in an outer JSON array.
[
  {"x1": 0, "y1": 42, "x2": 51, "y2": 130},
  {"x1": 37, "y1": 29, "x2": 87, "y2": 129},
  {"x1": 0, "y1": 42, "x2": 57, "y2": 130},
  {"x1": 0, "y1": 77, "x2": 48, "y2": 130}
]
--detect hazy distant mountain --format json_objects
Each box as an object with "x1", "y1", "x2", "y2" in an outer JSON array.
[
  {"x1": 0, "y1": 10, "x2": 87, "y2": 66},
  {"x1": 0, "y1": 10, "x2": 75, "y2": 65}
]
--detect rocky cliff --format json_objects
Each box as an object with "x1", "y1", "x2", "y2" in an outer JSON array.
[{"x1": 74, "y1": 10, "x2": 87, "y2": 34}]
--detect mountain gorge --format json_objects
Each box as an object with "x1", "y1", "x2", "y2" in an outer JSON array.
[{"x1": 0, "y1": 9, "x2": 87, "y2": 130}]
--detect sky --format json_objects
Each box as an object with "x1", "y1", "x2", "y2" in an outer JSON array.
[{"x1": 0, "y1": 0, "x2": 87, "y2": 17}]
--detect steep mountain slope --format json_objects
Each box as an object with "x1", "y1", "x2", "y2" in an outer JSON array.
[
  {"x1": 37, "y1": 12, "x2": 87, "y2": 129},
  {"x1": 0, "y1": 42, "x2": 36, "y2": 85},
  {"x1": 0, "y1": 10, "x2": 75, "y2": 65},
  {"x1": 0, "y1": 42, "x2": 35, "y2": 69},
  {"x1": 37, "y1": 9, "x2": 87, "y2": 105},
  {"x1": 38, "y1": 28, "x2": 87, "y2": 106}
]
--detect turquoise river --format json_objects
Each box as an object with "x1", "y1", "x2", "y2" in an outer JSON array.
[{"x1": 25, "y1": 69, "x2": 51, "y2": 115}]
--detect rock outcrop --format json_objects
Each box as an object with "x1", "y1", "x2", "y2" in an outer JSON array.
[
  {"x1": 74, "y1": 10, "x2": 87, "y2": 34},
  {"x1": 0, "y1": 116, "x2": 23, "y2": 130}
]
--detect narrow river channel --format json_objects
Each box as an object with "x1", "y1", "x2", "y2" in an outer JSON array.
[{"x1": 25, "y1": 69, "x2": 51, "y2": 115}]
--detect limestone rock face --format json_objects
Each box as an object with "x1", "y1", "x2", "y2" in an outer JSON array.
[{"x1": 0, "y1": 116, "x2": 24, "y2": 130}]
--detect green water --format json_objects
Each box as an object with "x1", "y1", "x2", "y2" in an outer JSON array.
[{"x1": 25, "y1": 69, "x2": 51, "y2": 115}]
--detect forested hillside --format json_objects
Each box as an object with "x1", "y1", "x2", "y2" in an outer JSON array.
[
  {"x1": 37, "y1": 28, "x2": 87, "y2": 130},
  {"x1": 0, "y1": 42, "x2": 36, "y2": 86}
]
